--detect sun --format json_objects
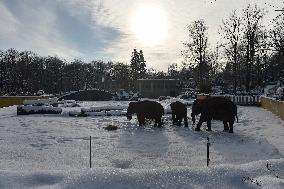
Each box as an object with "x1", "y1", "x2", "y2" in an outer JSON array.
[{"x1": 130, "y1": 4, "x2": 169, "y2": 46}]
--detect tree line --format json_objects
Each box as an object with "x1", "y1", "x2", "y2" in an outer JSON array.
[{"x1": 0, "y1": 48, "x2": 171, "y2": 95}]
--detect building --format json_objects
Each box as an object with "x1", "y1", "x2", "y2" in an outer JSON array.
[{"x1": 136, "y1": 79, "x2": 181, "y2": 98}]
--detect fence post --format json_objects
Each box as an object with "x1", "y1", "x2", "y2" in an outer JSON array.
[
  {"x1": 207, "y1": 137, "x2": 210, "y2": 166},
  {"x1": 90, "y1": 136, "x2": 92, "y2": 168}
]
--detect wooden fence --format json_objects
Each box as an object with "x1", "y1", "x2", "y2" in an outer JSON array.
[{"x1": 197, "y1": 95, "x2": 260, "y2": 106}]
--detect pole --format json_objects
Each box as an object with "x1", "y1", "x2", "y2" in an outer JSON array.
[
  {"x1": 90, "y1": 136, "x2": 92, "y2": 168},
  {"x1": 207, "y1": 137, "x2": 210, "y2": 166}
]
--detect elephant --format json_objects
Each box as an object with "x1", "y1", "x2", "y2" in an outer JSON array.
[
  {"x1": 170, "y1": 101, "x2": 188, "y2": 127},
  {"x1": 191, "y1": 97, "x2": 238, "y2": 133},
  {"x1": 126, "y1": 100, "x2": 164, "y2": 127}
]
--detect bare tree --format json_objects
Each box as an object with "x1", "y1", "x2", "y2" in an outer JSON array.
[
  {"x1": 242, "y1": 4, "x2": 266, "y2": 92},
  {"x1": 268, "y1": 8, "x2": 284, "y2": 80},
  {"x1": 182, "y1": 20, "x2": 211, "y2": 91},
  {"x1": 270, "y1": 9, "x2": 284, "y2": 54},
  {"x1": 220, "y1": 10, "x2": 242, "y2": 94}
]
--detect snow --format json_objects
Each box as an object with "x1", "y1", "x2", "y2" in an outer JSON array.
[
  {"x1": 81, "y1": 106, "x2": 128, "y2": 112},
  {"x1": 17, "y1": 105, "x2": 62, "y2": 115},
  {"x1": 69, "y1": 110, "x2": 127, "y2": 117},
  {"x1": 0, "y1": 102, "x2": 284, "y2": 188},
  {"x1": 23, "y1": 98, "x2": 58, "y2": 106}
]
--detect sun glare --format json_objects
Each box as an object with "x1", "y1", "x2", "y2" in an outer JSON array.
[{"x1": 130, "y1": 4, "x2": 169, "y2": 46}]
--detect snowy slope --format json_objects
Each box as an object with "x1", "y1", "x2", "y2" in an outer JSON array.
[{"x1": 0, "y1": 102, "x2": 283, "y2": 188}]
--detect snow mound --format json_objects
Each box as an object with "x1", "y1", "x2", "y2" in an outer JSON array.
[
  {"x1": 23, "y1": 98, "x2": 58, "y2": 106},
  {"x1": 58, "y1": 100, "x2": 80, "y2": 108},
  {"x1": 17, "y1": 105, "x2": 62, "y2": 115},
  {"x1": 82, "y1": 106, "x2": 128, "y2": 113},
  {"x1": 62, "y1": 159, "x2": 284, "y2": 189},
  {"x1": 2, "y1": 159, "x2": 283, "y2": 189},
  {"x1": 68, "y1": 110, "x2": 127, "y2": 117}
]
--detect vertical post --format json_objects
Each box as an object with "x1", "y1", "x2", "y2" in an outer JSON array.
[
  {"x1": 90, "y1": 136, "x2": 92, "y2": 168},
  {"x1": 207, "y1": 137, "x2": 210, "y2": 166}
]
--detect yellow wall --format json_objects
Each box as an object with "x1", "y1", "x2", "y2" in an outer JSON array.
[
  {"x1": 260, "y1": 96, "x2": 284, "y2": 120},
  {"x1": 0, "y1": 96, "x2": 49, "y2": 108}
]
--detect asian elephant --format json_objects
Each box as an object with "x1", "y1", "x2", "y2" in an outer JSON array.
[
  {"x1": 170, "y1": 101, "x2": 188, "y2": 127},
  {"x1": 191, "y1": 97, "x2": 238, "y2": 133},
  {"x1": 126, "y1": 100, "x2": 164, "y2": 127}
]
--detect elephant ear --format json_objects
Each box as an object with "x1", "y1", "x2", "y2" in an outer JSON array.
[
  {"x1": 129, "y1": 102, "x2": 134, "y2": 107},
  {"x1": 127, "y1": 102, "x2": 134, "y2": 113},
  {"x1": 130, "y1": 102, "x2": 138, "y2": 111}
]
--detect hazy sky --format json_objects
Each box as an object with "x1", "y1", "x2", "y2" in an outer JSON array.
[{"x1": 0, "y1": 0, "x2": 283, "y2": 71}]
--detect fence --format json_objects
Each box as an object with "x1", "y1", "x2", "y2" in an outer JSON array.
[
  {"x1": 260, "y1": 96, "x2": 284, "y2": 120},
  {"x1": 197, "y1": 94, "x2": 260, "y2": 106}
]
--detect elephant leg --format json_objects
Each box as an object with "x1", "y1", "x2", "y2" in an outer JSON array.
[
  {"x1": 195, "y1": 114, "x2": 205, "y2": 131},
  {"x1": 176, "y1": 117, "x2": 182, "y2": 126},
  {"x1": 223, "y1": 121, "x2": 229, "y2": 131},
  {"x1": 206, "y1": 119, "x2": 212, "y2": 131},
  {"x1": 142, "y1": 117, "x2": 146, "y2": 124},
  {"x1": 184, "y1": 116, "x2": 188, "y2": 127},
  {"x1": 157, "y1": 117, "x2": 163, "y2": 128},
  {"x1": 229, "y1": 121, "x2": 234, "y2": 133},
  {"x1": 138, "y1": 116, "x2": 145, "y2": 126},
  {"x1": 138, "y1": 120, "x2": 143, "y2": 126},
  {"x1": 172, "y1": 113, "x2": 177, "y2": 125},
  {"x1": 154, "y1": 121, "x2": 157, "y2": 127}
]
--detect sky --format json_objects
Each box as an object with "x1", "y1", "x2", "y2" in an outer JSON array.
[{"x1": 0, "y1": 0, "x2": 283, "y2": 71}]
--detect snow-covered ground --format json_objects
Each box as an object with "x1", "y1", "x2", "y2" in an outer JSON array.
[{"x1": 0, "y1": 101, "x2": 283, "y2": 188}]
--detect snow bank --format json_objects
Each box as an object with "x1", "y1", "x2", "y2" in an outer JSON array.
[
  {"x1": 23, "y1": 98, "x2": 58, "y2": 106},
  {"x1": 69, "y1": 110, "x2": 127, "y2": 117},
  {"x1": 81, "y1": 106, "x2": 128, "y2": 113},
  {"x1": 62, "y1": 159, "x2": 284, "y2": 189},
  {"x1": 62, "y1": 102, "x2": 80, "y2": 108},
  {"x1": 17, "y1": 105, "x2": 62, "y2": 115},
  {"x1": 0, "y1": 159, "x2": 283, "y2": 189},
  {"x1": 57, "y1": 100, "x2": 81, "y2": 107}
]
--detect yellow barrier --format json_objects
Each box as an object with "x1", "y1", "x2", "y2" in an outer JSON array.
[
  {"x1": 260, "y1": 96, "x2": 284, "y2": 120},
  {"x1": 0, "y1": 96, "x2": 50, "y2": 108}
]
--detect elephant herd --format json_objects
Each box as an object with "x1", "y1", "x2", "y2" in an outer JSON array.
[{"x1": 126, "y1": 97, "x2": 238, "y2": 133}]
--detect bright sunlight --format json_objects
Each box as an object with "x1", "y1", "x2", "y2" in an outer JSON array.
[{"x1": 130, "y1": 4, "x2": 169, "y2": 46}]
